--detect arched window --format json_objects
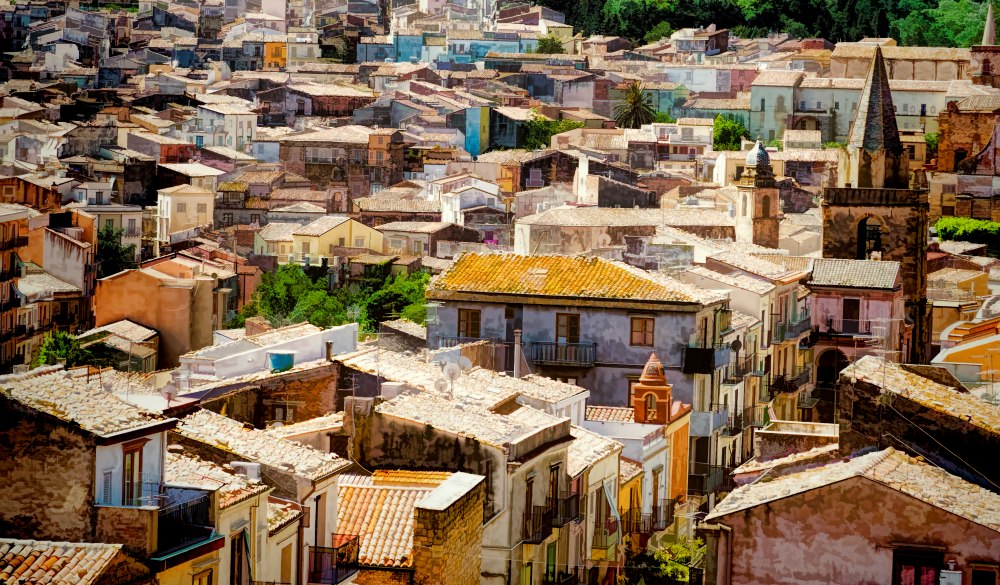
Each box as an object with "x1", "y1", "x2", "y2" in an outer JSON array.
[
  {"x1": 857, "y1": 216, "x2": 884, "y2": 259},
  {"x1": 761, "y1": 195, "x2": 771, "y2": 218},
  {"x1": 644, "y1": 394, "x2": 656, "y2": 420}
]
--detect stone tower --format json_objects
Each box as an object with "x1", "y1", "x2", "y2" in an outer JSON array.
[
  {"x1": 847, "y1": 47, "x2": 909, "y2": 189},
  {"x1": 735, "y1": 141, "x2": 782, "y2": 249},
  {"x1": 822, "y1": 46, "x2": 931, "y2": 363},
  {"x1": 972, "y1": 3, "x2": 1000, "y2": 87}
]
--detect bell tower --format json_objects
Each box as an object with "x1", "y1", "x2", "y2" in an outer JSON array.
[
  {"x1": 632, "y1": 353, "x2": 676, "y2": 424},
  {"x1": 736, "y1": 140, "x2": 782, "y2": 249}
]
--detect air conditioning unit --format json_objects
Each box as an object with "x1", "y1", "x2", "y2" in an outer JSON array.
[
  {"x1": 231, "y1": 461, "x2": 261, "y2": 481},
  {"x1": 12, "y1": 365, "x2": 29, "y2": 374}
]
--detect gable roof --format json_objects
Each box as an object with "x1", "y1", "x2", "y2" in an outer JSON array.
[
  {"x1": 429, "y1": 253, "x2": 726, "y2": 306},
  {"x1": 849, "y1": 47, "x2": 903, "y2": 154},
  {"x1": 706, "y1": 448, "x2": 1000, "y2": 532}
]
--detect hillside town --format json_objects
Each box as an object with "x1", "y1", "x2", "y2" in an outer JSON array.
[{"x1": 1, "y1": 1, "x2": 1000, "y2": 584}]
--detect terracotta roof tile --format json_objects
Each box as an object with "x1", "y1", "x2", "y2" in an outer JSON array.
[
  {"x1": 585, "y1": 405, "x2": 635, "y2": 423},
  {"x1": 429, "y1": 253, "x2": 726, "y2": 305},
  {"x1": 0, "y1": 539, "x2": 134, "y2": 585},
  {"x1": 165, "y1": 451, "x2": 269, "y2": 509},
  {"x1": 809, "y1": 258, "x2": 900, "y2": 289}
]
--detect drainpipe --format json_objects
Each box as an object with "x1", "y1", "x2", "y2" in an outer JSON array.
[{"x1": 513, "y1": 329, "x2": 522, "y2": 379}]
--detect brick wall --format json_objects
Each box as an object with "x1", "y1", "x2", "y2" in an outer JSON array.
[
  {"x1": 95, "y1": 506, "x2": 158, "y2": 557},
  {"x1": 0, "y1": 398, "x2": 96, "y2": 542},
  {"x1": 412, "y1": 481, "x2": 485, "y2": 585}
]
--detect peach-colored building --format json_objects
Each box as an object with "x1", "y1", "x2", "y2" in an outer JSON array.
[{"x1": 94, "y1": 267, "x2": 215, "y2": 367}]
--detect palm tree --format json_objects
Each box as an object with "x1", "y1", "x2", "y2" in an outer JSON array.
[{"x1": 614, "y1": 82, "x2": 656, "y2": 129}]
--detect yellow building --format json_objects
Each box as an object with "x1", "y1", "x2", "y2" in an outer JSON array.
[
  {"x1": 264, "y1": 40, "x2": 287, "y2": 70},
  {"x1": 290, "y1": 216, "x2": 383, "y2": 266},
  {"x1": 934, "y1": 316, "x2": 1000, "y2": 382}
]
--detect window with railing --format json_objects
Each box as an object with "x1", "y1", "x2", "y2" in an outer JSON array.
[{"x1": 307, "y1": 535, "x2": 359, "y2": 584}]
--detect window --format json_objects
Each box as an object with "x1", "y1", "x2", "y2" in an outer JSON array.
[
  {"x1": 892, "y1": 549, "x2": 942, "y2": 585},
  {"x1": 222, "y1": 213, "x2": 233, "y2": 226},
  {"x1": 250, "y1": 214, "x2": 260, "y2": 225},
  {"x1": 193, "y1": 569, "x2": 213, "y2": 585},
  {"x1": 122, "y1": 439, "x2": 146, "y2": 506},
  {"x1": 972, "y1": 568, "x2": 998, "y2": 585},
  {"x1": 504, "y1": 306, "x2": 515, "y2": 320},
  {"x1": 301, "y1": 242, "x2": 310, "y2": 254},
  {"x1": 354, "y1": 237, "x2": 366, "y2": 247},
  {"x1": 105, "y1": 219, "x2": 114, "y2": 230},
  {"x1": 231, "y1": 530, "x2": 249, "y2": 585},
  {"x1": 197, "y1": 203, "x2": 207, "y2": 214},
  {"x1": 127, "y1": 218, "x2": 137, "y2": 234},
  {"x1": 644, "y1": 393, "x2": 656, "y2": 420},
  {"x1": 651, "y1": 466, "x2": 662, "y2": 503},
  {"x1": 548, "y1": 464, "x2": 560, "y2": 507},
  {"x1": 102, "y1": 470, "x2": 112, "y2": 505},
  {"x1": 458, "y1": 309, "x2": 481, "y2": 338},
  {"x1": 556, "y1": 313, "x2": 580, "y2": 344},
  {"x1": 338, "y1": 237, "x2": 346, "y2": 247},
  {"x1": 630, "y1": 317, "x2": 654, "y2": 346},
  {"x1": 176, "y1": 202, "x2": 187, "y2": 213}
]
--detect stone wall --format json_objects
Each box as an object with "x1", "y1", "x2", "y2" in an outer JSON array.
[
  {"x1": 0, "y1": 397, "x2": 96, "y2": 542},
  {"x1": 937, "y1": 108, "x2": 995, "y2": 174},
  {"x1": 95, "y1": 505, "x2": 158, "y2": 557},
  {"x1": 412, "y1": 481, "x2": 485, "y2": 585},
  {"x1": 356, "y1": 569, "x2": 412, "y2": 585}
]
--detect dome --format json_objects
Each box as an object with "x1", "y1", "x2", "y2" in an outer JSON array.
[{"x1": 746, "y1": 140, "x2": 770, "y2": 167}]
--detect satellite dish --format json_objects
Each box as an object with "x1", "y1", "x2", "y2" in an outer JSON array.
[
  {"x1": 434, "y1": 378, "x2": 449, "y2": 393},
  {"x1": 730, "y1": 338, "x2": 742, "y2": 353},
  {"x1": 443, "y1": 362, "x2": 462, "y2": 381},
  {"x1": 458, "y1": 356, "x2": 473, "y2": 371}
]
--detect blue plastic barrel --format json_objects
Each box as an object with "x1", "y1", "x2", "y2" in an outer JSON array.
[{"x1": 268, "y1": 351, "x2": 296, "y2": 372}]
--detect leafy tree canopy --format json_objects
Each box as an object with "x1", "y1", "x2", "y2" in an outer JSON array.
[
  {"x1": 614, "y1": 82, "x2": 657, "y2": 129},
  {"x1": 524, "y1": 114, "x2": 585, "y2": 149},
  {"x1": 713, "y1": 115, "x2": 750, "y2": 151},
  {"x1": 33, "y1": 331, "x2": 92, "y2": 368},
  {"x1": 96, "y1": 225, "x2": 138, "y2": 279},
  {"x1": 535, "y1": 34, "x2": 566, "y2": 53}
]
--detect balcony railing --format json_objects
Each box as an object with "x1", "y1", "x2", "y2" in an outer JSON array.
[
  {"x1": 745, "y1": 404, "x2": 769, "y2": 428},
  {"x1": 530, "y1": 341, "x2": 596, "y2": 367},
  {"x1": 798, "y1": 389, "x2": 819, "y2": 409},
  {"x1": 592, "y1": 514, "x2": 619, "y2": 551},
  {"x1": 542, "y1": 571, "x2": 579, "y2": 585},
  {"x1": 817, "y1": 318, "x2": 880, "y2": 336},
  {"x1": 438, "y1": 335, "x2": 495, "y2": 348},
  {"x1": 766, "y1": 366, "x2": 811, "y2": 400},
  {"x1": 770, "y1": 322, "x2": 787, "y2": 345},
  {"x1": 691, "y1": 405, "x2": 729, "y2": 437},
  {"x1": 682, "y1": 343, "x2": 730, "y2": 374},
  {"x1": 620, "y1": 498, "x2": 677, "y2": 534},
  {"x1": 723, "y1": 353, "x2": 755, "y2": 383},
  {"x1": 722, "y1": 412, "x2": 744, "y2": 436},
  {"x1": 523, "y1": 506, "x2": 554, "y2": 544},
  {"x1": 791, "y1": 365, "x2": 812, "y2": 388},
  {"x1": 688, "y1": 464, "x2": 723, "y2": 496},
  {"x1": 157, "y1": 492, "x2": 214, "y2": 555},
  {"x1": 785, "y1": 312, "x2": 811, "y2": 339},
  {"x1": 307, "y1": 535, "x2": 360, "y2": 585},
  {"x1": 552, "y1": 493, "x2": 580, "y2": 526}
]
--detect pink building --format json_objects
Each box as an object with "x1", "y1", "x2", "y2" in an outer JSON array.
[{"x1": 806, "y1": 258, "x2": 910, "y2": 420}]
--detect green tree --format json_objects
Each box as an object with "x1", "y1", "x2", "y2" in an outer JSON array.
[
  {"x1": 622, "y1": 537, "x2": 705, "y2": 584},
  {"x1": 255, "y1": 264, "x2": 319, "y2": 324},
  {"x1": 614, "y1": 82, "x2": 656, "y2": 129},
  {"x1": 34, "y1": 331, "x2": 92, "y2": 367},
  {"x1": 524, "y1": 114, "x2": 585, "y2": 149},
  {"x1": 653, "y1": 111, "x2": 676, "y2": 123},
  {"x1": 764, "y1": 137, "x2": 783, "y2": 150},
  {"x1": 96, "y1": 225, "x2": 138, "y2": 278},
  {"x1": 713, "y1": 115, "x2": 749, "y2": 151},
  {"x1": 361, "y1": 272, "x2": 429, "y2": 330},
  {"x1": 925, "y1": 132, "x2": 939, "y2": 159},
  {"x1": 935, "y1": 217, "x2": 1000, "y2": 251},
  {"x1": 535, "y1": 34, "x2": 566, "y2": 54},
  {"x1": 643, "y1": 20, "x2": 675, "y2": 44}
]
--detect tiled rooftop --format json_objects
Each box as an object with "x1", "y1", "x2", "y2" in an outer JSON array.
[
  {"x1": 165, "y1": 450, "x2": 269, "y2": 509},
  {"x1": 353, "y1": 197, "x2": 440, "y2": 213},
  {"x1": 265, "y1": 412, "x2": 344, "y2": 439},
  {"x1": 376, "y1": 221, "x2": 452, "y2": 233},
  {"x1": 585, "y1": 405, "x2": 636, "y2": 423},
  {"x1": 174, "y1": 410, "x2": 351, "y2": 481},
  {"x1": 928, "y1": 267, "x2": 984, "y2": 286},
  {"x1": 711, "y1": 251, "x2": 798, "y2": 281},
  {"x1": 844, "y1": 355, "x2": 1000, "y2": 436},
  {"x1": 267, "y1": 496, "x2": 303, "y2": 535},
  {"x1": 620, "y1": 456, "x2": 643, "y2": 484},
  {"x1": 0, "y1": 366, "x2": 167, "y2": 438},
  {"x1": 337, "y1": 472, "x2": 450, "y2": 567},
  {"x1": 293, "y1": 215, "x2": 350, "y2": 236},
  {"x1": 685, "y1": 265, "x2": 775, "y2": 295},
  {"x1": 566, "y1": 424, "x2": 622, "y2": 477},
  {"x1": 0, "y1": 539, "x2": 137, "y2": 585},
  {"x1": 429, "y1": 253, "x2": 726, "y2": 305},
  {"x1": 809, "y1": 258, "x2": 901, "y2": 289},
  {"x1": 708, "y1": 448, "x2": 1000, "y2": 532}
]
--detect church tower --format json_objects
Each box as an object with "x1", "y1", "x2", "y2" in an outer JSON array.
[
  {"x1": 972, "y1": 3, "x2": 1000, "y2": 87},
  {"x1": 822, "y1": 47, "x2": 931, "y2": 363},
  {"x1": 735, "y1": 141, "x2": 782, "y2": 249},
  {"x1": 632, "y1": 353, "x2": 681, "y2": 424},
  {"x1": 847, "y1": 47, "x2": 909, "y2": 189}
]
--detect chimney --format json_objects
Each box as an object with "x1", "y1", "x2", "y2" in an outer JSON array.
[
  {"x1": 513, "y1": 329, "x2": 523, "y2": 379},
  {"x1": 325, "y1": 340, "x2": 334, "y2": 361}
]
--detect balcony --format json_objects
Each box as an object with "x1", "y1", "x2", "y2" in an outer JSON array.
[
  {"x1": 307, "y1": 535, "x2": 360, "y2": 585},
  {"x1": 798, "y1": 389, "x2": 819, "y2": 409},
  {"x1": 542, "y1": 571, "x2": 579, "y2": 585},
  {"x1": 722, "y1": 412, "x2": 744, "y2": 436},
  {"x1": 817, "y1": 318, "x2": 881, "y2": 337},
  {"x1": 682, "y1": 343, "x2": 730, "y2": 374},
  {"x1": 592, "y1": 514, "x2": 619, "y2": 554},
  {"x1": 691, "y1": 405, "x2": 728, "y2": 437},
  {"x1": 785, "y1": 312, "x2": 811, "y2": 339},
  {"x1": 0, "y1": 236, "x2": 27, "y2": 251},
  {"x1": 770, "y1": 322, "x2": 787, "y2": 345},
  {"x1": 688, "y1": 463, "x2": 723, "y2": 496},
  {"x1": 439, "y1": 335, "x2": 494, "y2": 348},
  {"x1": 530, "y1": 341, "x2": 596, "y2": 368},
  {"x1": 744, "y1": 404, "x2": 769, "y2": 428},
  {"x1": 723, "y1": 353, "x2": 754, "y2": 384},
  {"x1": 791, "y1": 365, "x2": 812, "y2": 388},
  {"x1": 156, "y1": 492, "x2": 215, "y2": 556},
  {"x1": 522, "y1": 506, "x2": 554, "y2": 544},
  {"x1": 620, "y1": 498, "x2": 677, "y2": 534},
  {"x1": 552, "y1": 493, "x2": 580, "y2": 527}
]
